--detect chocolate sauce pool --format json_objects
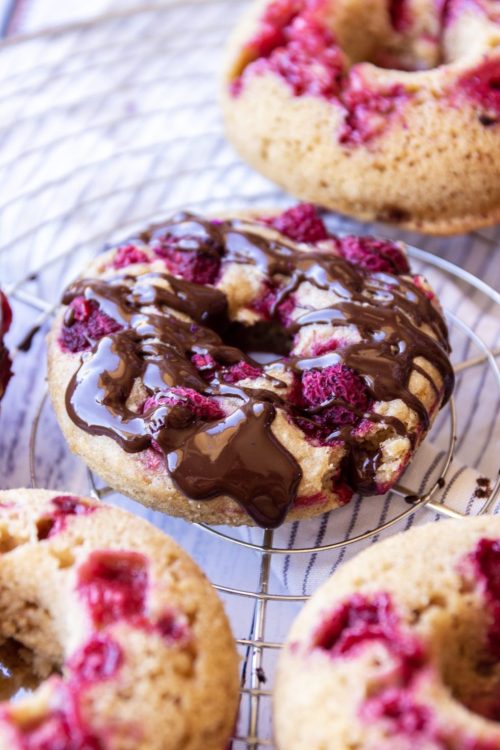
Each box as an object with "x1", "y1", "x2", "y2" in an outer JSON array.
[{"x1": 62, "y1": 213, "x2": 454, "y2": 527}]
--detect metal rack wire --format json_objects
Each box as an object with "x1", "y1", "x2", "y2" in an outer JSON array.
[{"x1": 1, "y1": 3, "x2": 500, "y2": 747}]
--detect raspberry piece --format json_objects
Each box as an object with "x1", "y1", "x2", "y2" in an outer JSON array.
[
  {"x1": 260, "y1": 16, "x2": 344, "y2": 98},
  {"x1": 459, "y1": 59, "x2": 500, "y2": 120},
  {"x1": 155, "y1": 611, "x2": 190, "y2": 644},
  {"x1": 264, "y1": 204, "x2": 328, "y2": 243},
  {"x1": 251, "y1": 281, "x2": 296, "y2": 326},
  {"x1": 0, "y1": 345, "x2": 12, "y2": 400},
  {"x1": 37, "y1": 496, "x2": 95, "y2": 540},
  {"x1": 300, "y1": 364, "x2": 371, "y2": 430},
  {"x1": 339, "y1": 236, "x2": 410, "y2": 274},
  {"x1": 68, "y1": 634, "x2": 122, "y2": 685},
  {"x1": 152, "y1": 235, "x2": 221, "y2": 285},
  {"x1": 236, "y1": 4, "x2": 345, "y2": 100},
  {"x1": 248, "y1": 0, "x2": 301, "y2": 57},
  {"x1": 59, "y1": 297, "x2": 123, "y2": 353},
  {"x1": 77, "y1": 550, "x2": 148, "y2": 627},
  {"x1": 0, "y1": 291, "x2": 12, "y2": 335},
  {"x1": 340, "y1": 73, "x2": 409, "y2": 145},
  {"x1": 362, "y1": 690, "x2": 432, "y2": 736},
  {"x1": 315, "y1": 593, "x2": 396, "y2": 655},
  {"x1": 111, "y1": 244, "x2": 149, "y2": 269},
  {"x1": 14, "y1": 707, "x2": 103, "y2": 750},
  {"x1": 191, "y1": 352, "x2": 218, "y2": 377},
  {"x1": 251, "y1": 283, "x2": 278, "y2": 320},
  {"x1": 314, "y1": 593, "x2": 424, "y2": 678},
  {"x1": 144, "y1": 387, "x2": 224, "y2": 422},
  {"x1": 413, "y1": 275, "x2": 435, "y2": 300},
  {"x1": 311, "y1": 339, "x2": 340, "y2": 356},
  {"x1": 388, "y1": 0, "x2": 412, "y2": 32},
  {"x1": 331, "y1": 479, "x2": 353, "y2": 506},
  {"x1": 191, "y1": 354, "x2": 262, "y2": 385},
  {"x1": 71, "y1": 297, "x2": 93, "y2": 322},
  {"x1": 222, "y1": 361, "x2": 262, "y2": 384}
]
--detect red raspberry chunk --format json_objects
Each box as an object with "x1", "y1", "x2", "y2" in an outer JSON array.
[
  {"x1": 388, "y1": 0, "x2": 412, "y2": 32},
  {"x1": 339, "y1": 73, "x2": 409, "y2": 146},
  {"x1": 314, "y1": 592, "x2": 424, "y2": 680},
  {"x1": 0, "y1": 291, "x2": 12, "y2": 335},
  {"x1": 77, "y1": 550, "x2": 148, "y2": 627},
  {"x1": 222, "y1": 361, "x2": 262, "y2": 384},
  {"x1": 264, "y1": 204, "x2": 328, "y2": 243},
  {"x1": 235, "y1": 2, "x2": 345, "y2": 99},
  {"x1": 459, "y1": 59, "x2": 500, "y2": 120},
  {"x1": 155, "y1": 611, "x2": 190, "y2": 644},
  {"x1": 110, "y1": 244, "x2": 149, "y2": 269},
  {"x1": 37, "y1": 496, "x2": 96, "y2": 540},
  {"x1": 143, "y1": 387, "x2": 224, "y2": 422},
  {"x1": 68, "y1": 634, "x2": 122, "y2": 685},
  {"x1": 300, "y1": 364, "x2": 371, "y2": 434},
  {"x1": 339, "y1": 235, "x2": 409, "y2": 274},
  {"x1": 152, "y1": 235, "x2": 220, "y2": 285},
  {"x1": 59, "y1": 297, "x2": 123, "y2": 354}
]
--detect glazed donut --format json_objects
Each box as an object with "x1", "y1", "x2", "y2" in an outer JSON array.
[
  {"x1": 275, "y1": 516, "x2": 500, "y2": 749},
  {"x1": 0, "y1": 291, "x2": 12, "y2": 402},
  {"x1": 47, "y1": 204, "x2": 454, "y2": 528},
  {"x1": 0, "y1": 489, "x2": 239, "y2": 750},
  {"x1": 222, "y1": 0, "x2": 500, "y2": 234}
]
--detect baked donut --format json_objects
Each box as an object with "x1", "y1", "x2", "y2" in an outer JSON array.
[
  {"x1": 47, "y1": 204, "x2": 454, "y2": 528},
  {"x1": 222, "y1": 0, "x2": 500, "y2": 235},
  {"x1": 0, "y1": 488, "x2": 239, "y2": 750},
  {"x1": 275, "y1": 516, "x2": 500, "y2": 749},
  {"x1": 0, "y1": 291, "x2": 12, "y2": 401}
]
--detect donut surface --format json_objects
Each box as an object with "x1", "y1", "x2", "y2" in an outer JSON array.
[
  {"x1": 274, "y1": 515, "x2": 500, "y2": 749},
  {"x1": 47, "y1": 205, "x2": 454, "y2": 528},
  {"x1": 0, "y1": 488, "x2": 239, "y2": 750},
  {"x1": 0, "y1": 291, "x2": 12, "y2": 402},
  {"x1": 222, "y1": 0, "x2": 500, "y2": 234}
]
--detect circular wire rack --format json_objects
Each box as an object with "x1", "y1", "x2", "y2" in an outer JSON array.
[{"x1": 1, "y1": 3, "x2": 500, "y2": 747}]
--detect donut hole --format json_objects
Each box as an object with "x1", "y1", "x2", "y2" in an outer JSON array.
[
  {"x1": 330, "y1": 1, "x2": 470, "y2": 73},
  {"x1": 0, "y1": 639, "x2": 57, "y2": 702},
  {"x1": 226, "y1": 320, "x2": 292, "y2": 359},
  {"x1": 429, "y1": 595, "x2": 500, "y2": 722},
  {"x1": 0, "y1": 588, "x2": 64, "y2": 702},
  {"x1": 236, "y1": 0, "x2": 486, "y2": 85},
  {"x1": 332, "y1": 11, "x2": 441, "y2": 72}
]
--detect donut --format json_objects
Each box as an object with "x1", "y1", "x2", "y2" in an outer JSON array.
[
  {"x1": 47, "y1": 204, "x2": 454, "y2": 528},
  {"x1": 0, "y1": 291, "x2": 12, "y2": 402},
  {"x1": 222, "y1": 0, "x2": 500, "y2": 234},
  {"x1": 274, "y1": 516, "x2": 500, "y2": 749},
  {"x1": 0, "y1": 488, "x2": 239, "y2": 750}
]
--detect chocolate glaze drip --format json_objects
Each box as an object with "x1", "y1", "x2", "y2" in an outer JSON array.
[{"x1": 62, "y1": 212, "x2": 454, "y2": 527}]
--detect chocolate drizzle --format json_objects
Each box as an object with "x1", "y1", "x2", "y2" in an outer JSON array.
[{"x1": 62, "y1": 212, "x2": 454, "y2": 527}]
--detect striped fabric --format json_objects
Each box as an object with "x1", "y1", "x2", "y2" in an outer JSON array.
[{"x1": 0, "y1": 0, "x2": 136, "y2": 36}]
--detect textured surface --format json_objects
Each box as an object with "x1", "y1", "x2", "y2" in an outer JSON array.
[
  {"x1": 275, "y1": 516, "x2": 500, "y2": 749},
  {"x1": 0, "y1": 488, "x2": 239, "y2": 750},
  {"x1": 47, "y1": 207, "x2": 452, "y2": 527},
  {"x1": 222, "y1": 0, "x2": 500, "y2": 234}
]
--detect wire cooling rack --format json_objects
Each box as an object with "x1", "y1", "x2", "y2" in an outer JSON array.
[{"x1": 1, "y1": 3, "x2": 500, "y2": 747}]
